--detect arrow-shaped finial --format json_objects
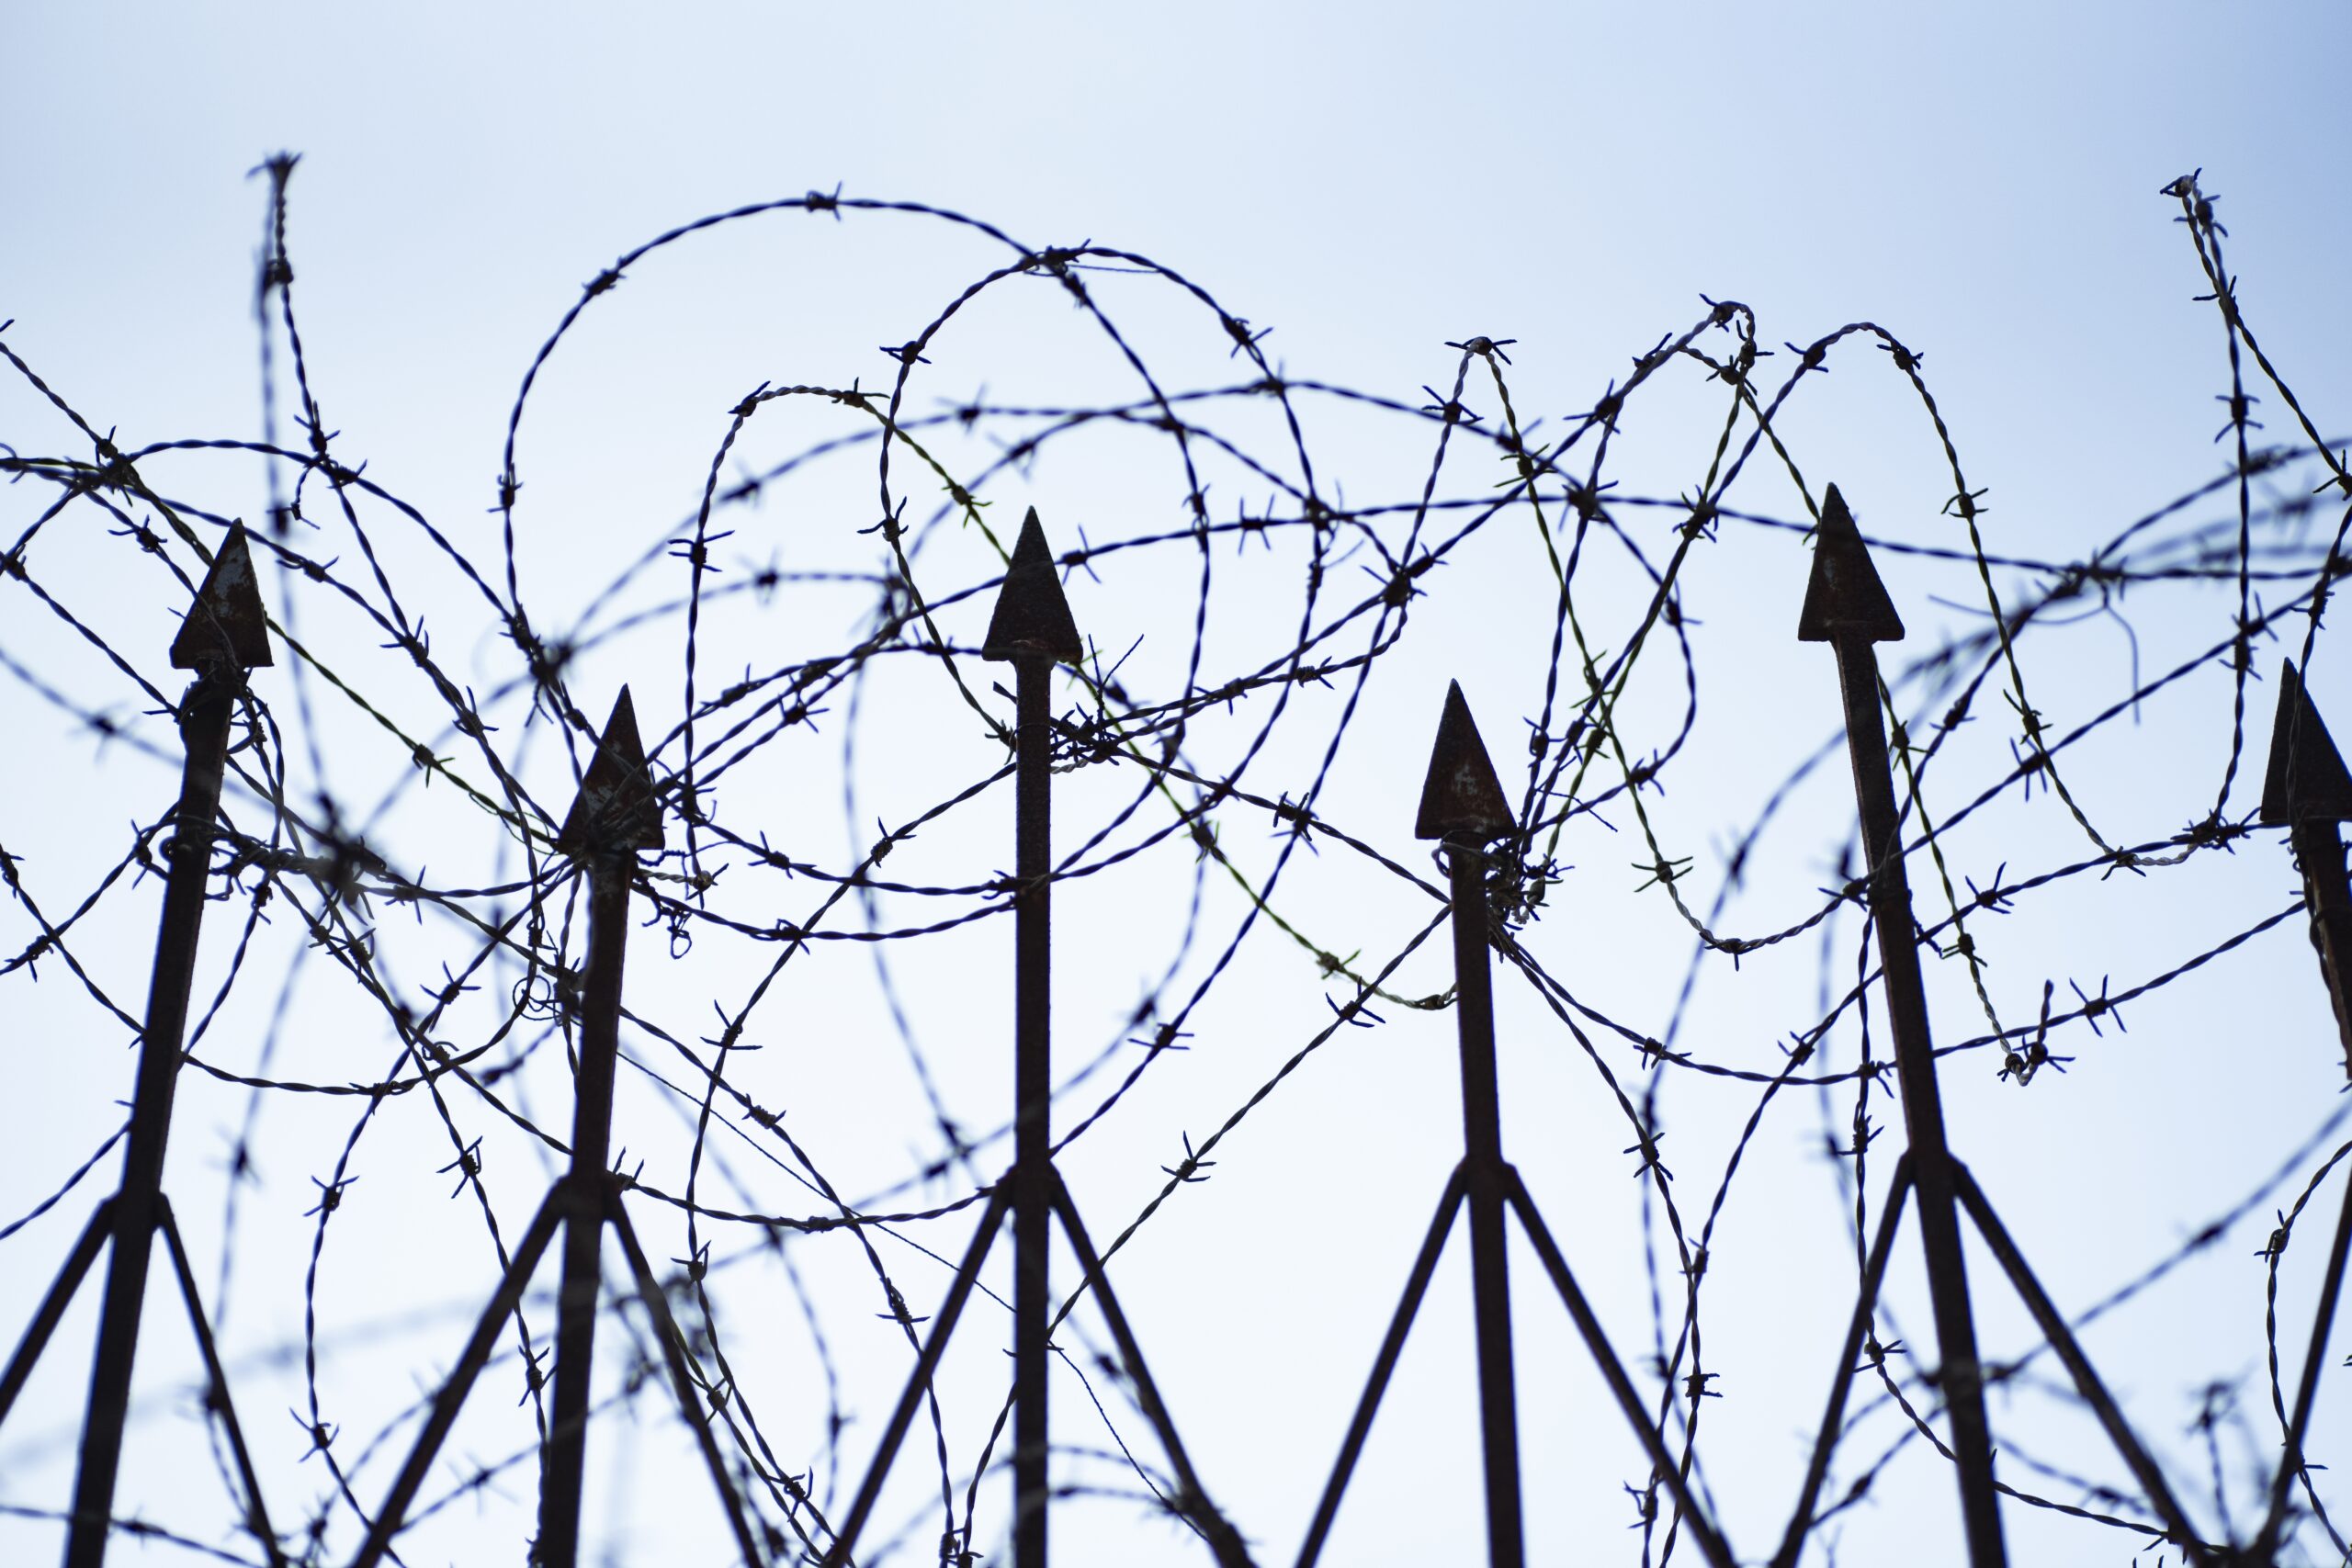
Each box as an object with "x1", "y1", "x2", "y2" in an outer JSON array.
[
  {"x1": 557, "y1": 689, "x2": 666, "y2": 856},
  {"x1": 980, "y1": 508, "x2": 1084, "y2": 664},
  {"x1": 2261, "y1": 660, "x2": 2352, "y2": 826},
  {"x1": 1796, "y1": 485, "x2": 1905, "y2": 645},
  {"x1": 170, "y1": 524, "x2": 275, "y2": 671},
  {"x1": 1415, "y1": 681, "x2": 1515, "y2": 841}
]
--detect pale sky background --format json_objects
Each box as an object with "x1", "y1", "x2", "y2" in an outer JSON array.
[{"x1": 4, "y1": 4, "x2": 2351, "y2": 1566}]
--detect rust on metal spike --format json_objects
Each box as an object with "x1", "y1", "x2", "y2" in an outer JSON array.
[
  {"x1": 1415, "y1": 681, "x2": 1515, "y2": 841},
  {"x1": 2262, "y1": 660, "x2": 2352, "y2": 825},
  {"x1": 556, "y1": 689, "x2": 666, "y2": 856},
  {"x1": 1796, "y1": 485, "x2": 1905, "y2": 645},
  {"x1": 169, "y1": 524, "x2": 275, "y2": 671},
  {"x1": 980, "y1": 507, "x2": 1084, "y2": 663}
]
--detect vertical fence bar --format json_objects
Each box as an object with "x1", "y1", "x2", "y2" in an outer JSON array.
[
  {"x1": 981, "y1": 508, "x2": 1084, "y2": 1568},
  {"x1": 537, "y1": 689, "x2": 664, "y2": 1568},
  {"x1": 65, "y1": 528, "x2": 272, "y2": 1568},
  {"x1": 1417, "y1": 682, "x2": 1524, "y2": 1568},
  {"x1": 1012, "y1": 652, "x2": 1052, "y2": 1568},
  {"x1": 1800, "y1": 486, "x2": 2006, "y2": 1568}
]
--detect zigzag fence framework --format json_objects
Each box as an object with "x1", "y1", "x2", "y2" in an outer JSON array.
[{"x1": 2, "y1": 167, "x2": 2351, "y2": 1566}]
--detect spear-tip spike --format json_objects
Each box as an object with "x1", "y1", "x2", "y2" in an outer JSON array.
[
  {"x1": 557, "y1": 688, "x2": 666, "y2": 856},
  {"x1": 980, "y1": 507, "x2": 1084, "y2": 664},
  {"x1": 1415, "y1": 681, "x2": 1515, "y2": 841},
  {"x1": 1795, "y1": 484, "x2": 1905, "y2": 645},
  {"x1": 2261, "y1": 660, "x2": 2352, "y2": 826},
  {"x1": 169, "y1": 523, "x2": 275, "y2": 671}
]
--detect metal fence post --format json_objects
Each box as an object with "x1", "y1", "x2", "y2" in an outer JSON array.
[
  {"x1": 64, "y1": 526, "x2": 275, "y2": 1568},
  {"x1": 1800, "y1": 485, "x2": 2006, "y2": 1568}
]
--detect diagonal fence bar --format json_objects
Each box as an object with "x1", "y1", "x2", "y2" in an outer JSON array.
[
  {"x1": 1948, "y1": 1167, "x2": 2211, "y2": 1562},
  {"x1": 153, "y1": 1200, "x2": 286, "y2": 1568},
  {"x1": 820, "y1": 1182, "x2": 1015, "y2": 1567},
  {"x1": 1047, "y1": 1175, "x2": 1252, "y2": 1568},
  {"x1": 1770, "y1": 1156, "x2": 1914, "y2": 1568},
  {"x1": 0, "y1": 1203, "x2": 113, "y2": 1429},
  {"x1": 605, "y1": 1192, "x2": 772, "y2": 1567},
  {"x1": 1501, "y1": 1172, "x2": 1736, "y2": 1568},
  {"x1": 1294, "y1": 1169, "x2": 1467, "y2": 1568},
  {"x1": 345, "y1": 1190, "x2": 567, "y2": 1568}
]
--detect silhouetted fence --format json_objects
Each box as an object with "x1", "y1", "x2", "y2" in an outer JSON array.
[{"x1": 3, "y1": 166, "x2": 2350, "y2": 1568}]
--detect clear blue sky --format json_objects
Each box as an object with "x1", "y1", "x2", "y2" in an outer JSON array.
[{"x1": 4, "y1": 4, "x2": 2349, "y2": 1566}]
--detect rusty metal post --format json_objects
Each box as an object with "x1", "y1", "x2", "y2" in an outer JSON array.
[
  {"x1": 2252, "y1": 661, "x2": 2352, "y2": 1557},
  {"x1": 1299, "y1": 683, "x2": 1737, "y2": 1566},
  {"x1": 2262, "y1": 660, "x2": 2352, "y2": 1077},
  {"x1": 1801, "y1": 486, "x2": 2006, "y2": 1568},
  {"x1": 346, "y1": 693, "x2": 786, "y2": 1568},
  {"x1": 64, "y1": 528, "x2": 272, "y2": 1568},
  {"x1": 982, "y1": 507, "x2": 1083, "y2": 1568},
  {"x1": 1012, "y1": 656, "x2": 1052, "y2": 1568},
  {"x1": 1418, "y1": 682, "x2": 1524, "y2": 1568},
  {"x1": 537, "y1": 689, "x2": 664, "y2": 1568}
]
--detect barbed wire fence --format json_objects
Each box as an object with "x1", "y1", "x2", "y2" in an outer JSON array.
[{"x1": 2, "y1": 161, "x2": 2349, "y2": 1567}]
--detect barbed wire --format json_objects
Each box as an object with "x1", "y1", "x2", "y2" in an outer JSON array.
[{"x1": 3, "y1": 164, "x2": 2348, "y2": 1566}]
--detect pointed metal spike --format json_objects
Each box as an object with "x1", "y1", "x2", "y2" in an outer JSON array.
[
  {"x1": 1415, "y1": 681, "x2": 1515, "y2": 840},
  {"x1": 557, "y1": 689, "x2": 666, "y2": 855},
  {"x1": 1796, "y1": 485, "x2": 1906, "y2": 644},
  {"x1": 980, "y1": 507, "x2": 1084, "y2": 663},
  {"x1": 170, "y1": 524, "x2": 275, "y2": 671},
  {"x1": 2262, "y1": 661, "x2": 2352, "y2": 825}
]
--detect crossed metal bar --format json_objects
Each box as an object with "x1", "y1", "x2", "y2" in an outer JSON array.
[
  {"x1": 1778, "y1": 486, "x2": 2267, "y2": 1568},
  {"x1": 819, "y1": 510, "x2": 1250, "y2": 1568},
  {"x1": 2245, "y1": 657, "x2": 2352, "y2": 1562},
  {"x1": 0, "y1": 528, "x2": 287, "y2": 1568},
  {"x1": 22, "y1": 505, "x2": 2352, "y2": 1568},
  {"x1": 344, "y1": 688, "x2": 762, "y2": 1568},
  {"x1": 808, "y1": 510, "x2": 1250, "y2": 1561},
  {"x1": 1294, "y1": 682, "x2": 1736, "y2": 1568}
]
